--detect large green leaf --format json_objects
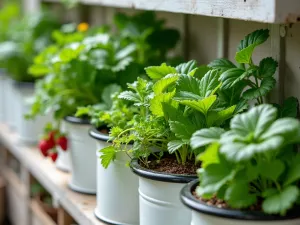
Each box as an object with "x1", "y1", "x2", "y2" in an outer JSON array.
[
  {"x1": 284, "y1": 155, "x2": 300, "y2": 186},
  {"x1": 208, "y1": 58, "x2": 236, "y2": 71},
  {"x1": 101, "y1": 84, "x2": 122, "y2": 108},
  {"x1": 207, "y1": 105, "x2": 236, "y2": 127},
  {"x1": 176, "y1": 74, "x2": 201, "y2": 96},
  {"x1": 178, "y1": 95, "x2": 217, "y2": 115},
  {"x1": 118, "y1": 91, "x2": 140, "y2": 103},
  {"x1": 258, "y1": 160, "x2": 285, "y2": 181},
  {"x1": 219, "y1": 68, "x2": 246, "y2": 89},
  {"x1": 168, "y1": 140, "x2": 187, "y2": 153},
  {"x1": 242, "y1": 77, "x2": 276, "y2": 100},
  {"x1": 235, "y1": 29, "x2": 269, "y2": 64},
  {"x1": 258, "y1": 57, "x2": 278, "y2": 78},
  {"x1": 145, "y1": 63, "x2": 177, "y2": 80},
  {"x1": 262, "y1": 185, "x2": 299, "y2": 216},
  {"x1": 279, "y1": 97, "x2": 298, "y2": 118},
  {"x1": 169, "y1": 120, "x2": 196, "y2": 140},
  {"x1": 150, "y1": 89, "x2": 177, "y2": 117},
  {"x1": 153, "y1": 74, "x2": 178, "y2": 94},
  {"x1": 225, "y1": 181, "x2": 257, "y2": 208},
  {"x1": 196, "y1": 161, "x2": 235, "y2": 198},
  {"x1": 175, "y1": 60, "x2": 198, "y2": 74},
  {"x1": 197, "y1": 143, "x2": 220, "y2": 168},
  {"x1": 191, "y1": 127, "x2": 225, "y2": 149},
  {"x1": 199, "y1": 70, "x2": 221, "y2": 97}
]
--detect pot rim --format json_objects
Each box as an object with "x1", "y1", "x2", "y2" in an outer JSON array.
[
  {"x1": 180, "y1": 179, "x2": 300, "y2": 221},
  {"x1": 64, "y1": 115, "x2": 90, "y2": 125},
  {"x1": 130, "y1": 158, "x2": 197, "y2": 183},
  {"x1": 88, "y1": 127, "x2": 111, "y2": 142}
]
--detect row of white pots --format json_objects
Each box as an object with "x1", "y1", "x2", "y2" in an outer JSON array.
[
  {"x1": 0, "y1": 74, "x2": 51, "y2": 144},
  {"x1": 63, "y1": 121, "x2": 300, "y2": 225}
]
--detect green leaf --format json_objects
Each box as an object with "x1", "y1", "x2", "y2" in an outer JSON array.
[
  {"x1": 191, "y1": 127, "x2": 225, "y2": 149},
  {"x1": 150, "y1": 89, "x2": 177, "y2": 117},
  {"x1": 280, "y1": 97, "x2": 298, "y2": 118},
  {"x1": 101, "y1": 84, "x2": 122, "y2": 108},
  {"x1": 169, "y1": 120, "x2": 196, "y2": 140},
  {"x1": 175, "y1": 60, "x2": 198, "y2": 74},
  {"x1": 258, "y1": 57, "x2": 278, "y2": 78},
  {"x1": 168, "y1": 140, "x2": 187, "y2": 154},
  {"x1": 145, "y1": 63, "x2": 177, "y2": 80},
  {"x1": 199, "y1": 70, "x2": 221, "y2": 97},
  {"x1": 153, "y1": 74, "x2": 178, "y2": 95},
  {"x1": 258, "y1": 160, "x2": 285, "y2": 181},
  {"x1": 284, "y1": 155, "x2": 300, "y2": 186},
  {"x1": 196, "y1": 161, "x2": 235, "y2": 198},
  {"x1": 118, "y1": 91, "x2": 140, "y2": 103},
  {"x1": 242, "y1": 77, "x2": 276, "y2": 100},
  {"x1": 179, "y1": 95, "x2": 217, "y2": 115},
  {"x1": 99, "y1": 146, "x2": 116, "y2": 169},
  {"x1": 262, "y1": 185, "x2": 299, "y2": 216},
  {"x1": 235, "y1": 29, "x2": 269, "y2": 64},
  {"x1": 28, "y1": 64, "x2": 50, "y2": 77},
  {"x1": 208, "y1": 58, "x2": 236, "y2": 71},
  {"x1": 207, "y1": 105, "x2": 236, "y2": 127},
  {"x1": 261, "y1": 118, "x2": 300, "y2": 143},
  {"x1": 193, "y1": 65, "x2": 210, "y2": 80},
  {"x1": 176, "y1": 74, "x2": 201, "y2": 97},
  {"x1": 219, "y1": 68, "x2": 246, "y2": 89},
  {"x1": 225, "y1": 181, "x2": 257, "y2": 208},
  {"x1": 197, "y1": 143, "x2": 220, "y2": 168}
]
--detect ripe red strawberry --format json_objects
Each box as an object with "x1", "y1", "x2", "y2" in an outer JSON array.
[
  {"x1": 57, "y1": 136, "x2": 68, "y2": 151},
  {"x1": 47, "y1": 131, "x2": 56, "y2": 148},
  {"x1": 49, "y1": 152, "x2": 58, "y2": 162},
  {"x1": 39, "y1": 140, "x2": 51, "y2": 157}
]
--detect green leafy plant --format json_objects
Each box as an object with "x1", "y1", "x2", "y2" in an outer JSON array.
[
  {"x1": 209, "y1": 29, "x2": 278, "y2": 105},
  {"x1": 0, "y1": 9, "x2": 61, "y2": 81},
  {"x1": 192, "y1": 104, "x2": 300, "y2": 216}
]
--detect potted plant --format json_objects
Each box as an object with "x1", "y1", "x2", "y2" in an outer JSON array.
[
  {"x1": 86, "y1": 11, "x2": 180, "y2": 224},
  {"x1": 0, "y1": 1, "x2": 20, "y2": 123},
  {"x1": 0, "y1": 9, "x2": 60, "y2": 143},
  {"x1": 181, "y1": 103, "x2": 300, "y2": 225}
]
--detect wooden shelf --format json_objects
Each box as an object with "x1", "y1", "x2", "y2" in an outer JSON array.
[
  {"x1": 0, "y1": 124, "x2": 105, "y2": 225},
  {"x1": 42, "y1": 0, "x2": 300, "y2": 24}
]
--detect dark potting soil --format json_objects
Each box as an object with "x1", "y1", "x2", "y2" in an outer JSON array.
[
  {"x1": 147, "y1": 155, "x2": 198, "y2": 175},
  {"x1": 192, "y1": 191, "x2": 262, "y2": 211}
]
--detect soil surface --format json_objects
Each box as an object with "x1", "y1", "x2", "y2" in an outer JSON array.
[
  {"x1": 147, "y1": 154, "x2": 198, "y2": 175},
  {"x1": 98, "y1": 127, "x2": 109, "y2": 134},
  {"x1": 192, "y1": 191, "x2": 262, "y2": 211}
]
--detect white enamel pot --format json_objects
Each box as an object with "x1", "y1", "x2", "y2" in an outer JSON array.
[
  {"x1": 6, "y1": 78, "x2": 18, "y2": 129},
  {"x1": 89, "y1": 128, "x2": 139, "y2": 225},
  {"x1": 181, "y1": 180, "x2": 300, "y2": 225},
  {"x1": 130, "y1": 159, "x2": 197, "y2": 225},
  {"x1": 64, "y1": 116, "x2": 97, "y2": 194},
  {"x1": 0, "y1": 70, "x2": 6, "y2": 122},
  {"x1": 13, "y1": 81, "x2": 52, "y2": 144},
  {"x1": 55, "y1": 120, "x2": 71, "y2": 172}
]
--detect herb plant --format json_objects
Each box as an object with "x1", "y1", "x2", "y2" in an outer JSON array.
[{"x1": 191, "y1": 104, "x2": 300, "y2": 215}]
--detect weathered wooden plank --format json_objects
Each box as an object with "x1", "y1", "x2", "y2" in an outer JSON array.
[{"x1": 43, "y1": 0, "x2": 300, "y2": 24}]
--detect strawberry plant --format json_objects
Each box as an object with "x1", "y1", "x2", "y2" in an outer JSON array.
[{"x1": 192, "y1": 104, "x2": 300, "y2": 216}]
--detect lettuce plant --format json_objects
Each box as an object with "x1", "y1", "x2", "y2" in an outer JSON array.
[{"x1": 192, "y1": 104, "x2": 300, "y2": 215}]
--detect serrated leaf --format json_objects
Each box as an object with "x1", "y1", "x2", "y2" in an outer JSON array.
[
  {"x1": 258, "y1": 57, "x2": 278, "y2": 78},
  {"x1": 258, "y1": 160, "x2": 285, "y2": 181},
  {"x1": 284, "y1": 155, "x2": 300, "y2": 186},
  {"x1": 235, "y1": 29, "x2": 269, "y2": 64},
  {"x1": 242, "y1": 77, "x2": 276, "y2": 100},
  {"x1": 150, "y1": 89, "x2": 177, "y2": 117},
  {"x1": 169, "y1": 120, "x2": 196, "y2": 140},
  {"x1": 207, "y1": 105, "x2": 236, "y2": 127},
  {"x1": 102, "y1": 84, "x2": 122, "y2": 108},
  {"x1": 174, "y1": 91, "x2": 203, "y2": 101},
  {"x1": 191, "y1": 127, "x2": 225, "y2": 149},
  {"x1": 145, "y1": 63, "x2": 177, "y2": 80},
  {"x1": 153, "y1": 74, "x2": 178, "y2": 94},
  {"x1": 176, "y1": 74, "x2": 201, "y2": 97},
  {"x1": 197, "y1": 143, "x2": 220, "y2": 168},
  {"x1": 262, "y1": 185, "x2": 299, "y2": 216},
  {"x1": 219, "y1": 68, "x2": 246, "y2": 89},
  {"x1": 118, "y1": 91, "x2": 140, "y2": 103},
  {"x1": 168, "y1": 140, "x2": 186, "y2": 153},
  {"x1": 199, "y1": 70, "x2": 221, "y2": 97},
  {"x1": 208, "y1": 58, "x2": 236, "y2": 71},
  {"x1": 225, "y1": 181, "x2": 257, "y2": 209},
  {"x1": 99, "y1": 146, "x2": 116, "y2": 169},
  {"x1": 192, "y1": 65, "x2": 210, "y2": 80},
  {"x1": 196, "y1": 162, "x2": 235, "y2": 198},
  {"x1": 178, "y1": 95, "x2": 217, "y2": 115},
  {"x1": 175, "y1": 60, "x2": 197, "y2": 74}
]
